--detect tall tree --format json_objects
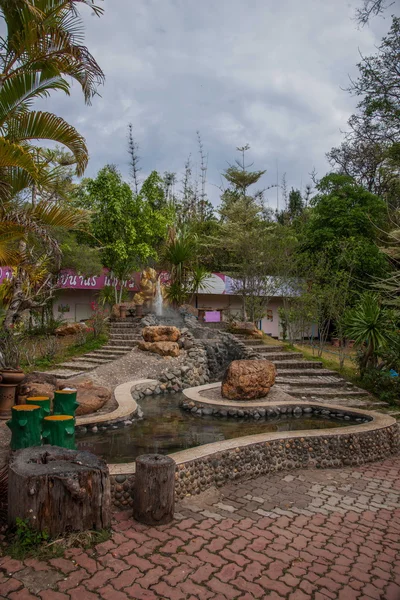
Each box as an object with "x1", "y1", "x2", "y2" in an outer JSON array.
[{"x1": 127, "y1": 123, "x2": 141, "y2": 195}]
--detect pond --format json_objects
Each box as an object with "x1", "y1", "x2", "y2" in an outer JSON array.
[{"x1": 76, "y1": 393, "x2": 359, "y2": 464}]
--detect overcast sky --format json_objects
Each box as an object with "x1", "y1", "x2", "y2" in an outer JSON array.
[{"x1": 39, "y1": 0, "x2": 392, "y2": 208}]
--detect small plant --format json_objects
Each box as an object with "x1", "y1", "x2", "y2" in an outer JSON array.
[
  {"x1": 8, "y1": 517, "x2": 50, "y2": 559},
  {"x1": 88, "y1": 302, "x2": 109, "y2": 338}
]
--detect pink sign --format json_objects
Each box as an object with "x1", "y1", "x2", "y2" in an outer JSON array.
[
  {"x1": 57, "y1": 269, "x2": 140, "y2": 291},
  {"x1": 0, "y1": 267, "x2": 140, "y2": 291}
]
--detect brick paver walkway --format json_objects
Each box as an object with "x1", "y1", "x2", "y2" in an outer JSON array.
[{"x1": 1, "y1": 457, "x2": 399, "y2": 599}]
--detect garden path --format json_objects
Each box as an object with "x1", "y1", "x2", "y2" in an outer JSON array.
[{"x1": 0, "y1": 456, "x2": 399, "y2": 599}]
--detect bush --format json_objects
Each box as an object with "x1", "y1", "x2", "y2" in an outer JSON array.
[
  {"x1": 361, "y1": 368, "x2": 400, "y2": 404},
  {"x1": 87, "y1": 302, "x2": 109, "y2": 338}
]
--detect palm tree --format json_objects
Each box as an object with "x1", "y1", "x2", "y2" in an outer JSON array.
[
  {"x1": 0, "y1": 198, "x2": 88, "y2": 327},
  {"x1": 344, "y1": 293, "x2": 397, "y2": 375},
  {"x1": 162, "y1": 227, "x2": 210, "y2": 307},
  {"x1": 0, "y1": 0, "x2": 104, "y2": 198}
]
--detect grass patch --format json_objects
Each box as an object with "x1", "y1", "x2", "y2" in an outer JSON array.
[
  {"x1": 3, "y1": 519, "x2": 111, "y2": 561},
  {"x1": 22, "y1": 333, "x2": 108, "y2": 373}
]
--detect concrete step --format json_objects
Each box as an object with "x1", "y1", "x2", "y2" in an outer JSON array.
[
  {"x1": 69, "y1": 356, "x2": 111, "y2": 365},
  {"x1": 276, "y1": 377, "x2": 346, "y2": 388},
  {"x1": 274, "y1": 360, "x2": 324, "y2": 370},
  {"x1": 109, "y1": 333, "x2": 141, "y2": 340},
  {"x1": 58, "y1": 361, "x2": 96, "y2": 371},
  {"x1": 45, "y1": 369, "x2": 85, "y2": 379},
  {"x1": 101, "y1": 344, "x2": 134, "y2": 352},
  {"x1": 107, "y1": 339, "x2": 138, "y2": 347},
  {"x1": 275, "y1": 368, "x2": 338, "y2": 377},
  {"x1": 110, "y1": 327, "x2": 142, "y2": 333},
  {"x1": 254, "y1": 346, "x2": 289, "y2": 353},
  {"x1": 260, "y1": 352, "x2": 304, "y2": 361},
  {"x1": 241, "y1": 339, "x2": 266, "y2": 345},
  {"x1": 91, "y1": 348, "x2": 127, "y2": 356},
  {"x1": 83, "y1": 353, "x2": 114, "y2": 361},
  {"x1": 286, "y1": 388, "x2": 370, "y2": 399}
]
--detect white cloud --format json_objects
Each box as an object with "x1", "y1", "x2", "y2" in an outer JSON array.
[{"x1": 32, "y1": 0, "x2": 392, "y2": 205}]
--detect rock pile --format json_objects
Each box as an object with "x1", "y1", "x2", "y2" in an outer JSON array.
[{"x1": 138, "y1": 325, "x2": 181, "y2": 357}]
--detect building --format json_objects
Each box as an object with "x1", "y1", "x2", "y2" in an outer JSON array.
[{"x1": 0, "y1": 268, "x2": 289, "y2": 338}]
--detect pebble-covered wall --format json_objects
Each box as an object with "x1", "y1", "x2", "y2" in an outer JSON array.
[{"x1": 110, "y1": 419, "x2": 398, "y2": 509}]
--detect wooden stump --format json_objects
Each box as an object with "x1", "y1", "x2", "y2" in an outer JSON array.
[
  {"x1": 53, "y1": 390, "x2": 79, "y2": 417},
  {"x1": 133, "y1": 454, "x2": 175, "y2": 525},
  {"x1": 42, "y1": 415, "x2": 76, "y2": 449},
  {"x1": 6, "y1": 405, "x2": 42, "y2": 450},
  {"x1": 8, "y1": 445, "x2": 111, "y2": 537}
]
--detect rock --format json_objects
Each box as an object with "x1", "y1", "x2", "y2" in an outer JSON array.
[
  {"x1": 55, "y1": 322, "x2": 88, "y2": 337},
  {"x1": 62, "y1": 378, "x2": 111, "y2": 416},
  {"x1": 221, "y1": 359, "x2": 276, "y2": 400},
  {"x1": 23, "y1": 382, "x2": 56, "y2": 400},
  {"x1": 142, "y1": 326, "x2": 181, "y2": 343},
  {"x1": 138, "y1": 341, "x2": 180, "y2": 357},
  {"x1": 229, "y1": 321, "x2": 263, "y2": 338}
]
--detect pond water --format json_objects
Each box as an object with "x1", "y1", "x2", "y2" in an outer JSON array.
[{"x1": 76, "y1": 393, "x2": 358, "y2": 464}]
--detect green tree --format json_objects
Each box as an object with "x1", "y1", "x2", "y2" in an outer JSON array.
[
  {"x1": 76, "y1": 166, "x2": 173, "y2": 302},
  {"x1": 301, "y1": 173, "x2": 389, "y2": 287}
]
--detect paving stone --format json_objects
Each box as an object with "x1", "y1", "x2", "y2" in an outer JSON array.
[{"x1": 1, "y1": 457, "x2": 399, "y2": 599}]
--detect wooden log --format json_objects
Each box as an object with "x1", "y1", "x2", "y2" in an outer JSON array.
[
  {"x1": 42, "y1": 415, "x2": 76, "y2": 449},
  {"x1": 6, "y1": 405, "x2": 42, "y2": 450},
  {"x1": 8, "y1": 445, "x2": 111, "y2": 537},
  {"x1": 133, "y1": 454, "x2": 175, "y2": 525},
  {"x1": 53, "y1": 390, "x2": 79, "y2": 417}
]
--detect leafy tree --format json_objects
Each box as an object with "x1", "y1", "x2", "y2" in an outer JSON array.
[
  {"x1": 222, "y1": 144, "x2": 266, "y2": 197},
  {"x1": 76, "y1": 166, "x2": 173, "y2": 302},
  {"x1": 276, "y1": 188, "x2": 306, "y2": 225},
  {"x1": 301, "y1": 173, "x2": 389, "y2": 287}
]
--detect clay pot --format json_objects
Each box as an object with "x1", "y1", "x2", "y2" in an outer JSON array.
[
  {"x1": 331, "y1": 338, "x2": 340, "y2": 348},
  {"x1": 135, "y1": 305, "x2": 143, "y2": 317},
  {"x1": 347, "y1": 340, "x2": 355, "y2": 349},
  {"x1": 120, "y1": 306, "x2": 127, "y2": 319},
  {"x1": 1, "y1": 369, "x2": 25, "y2": 385}
]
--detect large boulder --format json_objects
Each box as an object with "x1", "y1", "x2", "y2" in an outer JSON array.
[
  {"x1": 142, "y1": 326, "x2": 180, "y2": 343},
  {"x1": 18, "y1": 372, "x2": 58, "y2": 401},
  {"x1": 138, "y1": 340, "x2": 180, "y2": 357},
  {"x1": 61, "y1": 379, "x2": 111, "y2": 416},
  {"x1": 55, "y1": 322, "x2": 88, "y2": 337},
  {"x1": 229, "y1": 321, "x2": 263, "y2": 338},
  {"x1": 221, "y1": 359, "x2": 276, "y2": 400}
]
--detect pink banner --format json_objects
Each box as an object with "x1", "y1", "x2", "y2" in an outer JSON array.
[
  {"x1": 57, "y1": 269, "x2": 140, "y2": 291},
  {"x1": 0, "y1": 267, "x2": 140, "y2": 291}
]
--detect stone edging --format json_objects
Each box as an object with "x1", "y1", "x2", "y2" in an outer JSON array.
[
  {"x1": 75, "y1": 378, "x2": 157, "y2": 433},
  {"x1": 106, "y1": 380, "x2": 399, "y2": 509}
]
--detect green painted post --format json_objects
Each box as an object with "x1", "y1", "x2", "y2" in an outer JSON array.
[
  {"x1": 53, "y1": 390, "x2": 79, "y2": 417},
  {"x1": 26, "y1": 397, "x2": 51, "y2": 428},
  {"x1": 42, "y1": 415, "x2": 76, "y2": 449},
  {"x1": 6, "y1": 405, "x2": 42, "y2": 450}
]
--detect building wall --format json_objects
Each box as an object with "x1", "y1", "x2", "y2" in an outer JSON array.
[
  {"x1": 53, "y1": 289, "x2": 97, "y2": 322},
  {"x1": 55, "y1": 289, "x2": 284, "y2": 338}
]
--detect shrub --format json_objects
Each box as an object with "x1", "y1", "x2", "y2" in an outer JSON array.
[{"x1": 361, "y1": 368, "x2": 400, "y2": 404}]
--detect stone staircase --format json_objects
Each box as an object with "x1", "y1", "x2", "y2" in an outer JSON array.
[
  {"x1": 45, "y1": 319, "x2": 143, "y2": 379},
  {"x1": 233, "y1": 334, "x2": 385, "y2": 410}
]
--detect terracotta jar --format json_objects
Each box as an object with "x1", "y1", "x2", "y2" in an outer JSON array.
[{"x1": 1, "y1": 369, "x2": 25, "y2": 385}]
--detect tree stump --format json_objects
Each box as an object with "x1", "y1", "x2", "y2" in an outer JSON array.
[
  {"x1": 8, "y1": 445, "x2": 110, "y2": 537},
  {"x1": 26, "y1": 397, "x2": 51, "y2": 426},
  {"x1": 53, "y1": 390, "x2": 79, "y2": 416},
  {"x1": 6, "y1": 405, "x2": 42, "y2": 450},
  {"x1": 133, "y1": 454, "x2": 176, "y2": 525},
  {"x1": 42, "y1": 415, "x2": 76, "y2": 449}
]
